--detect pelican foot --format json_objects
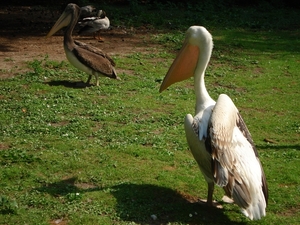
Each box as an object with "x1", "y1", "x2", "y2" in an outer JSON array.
[
  {"x1": 221, "y1": 195, "x2": 234, "y2": 204},
  {"x1": 198, "y1": 198, "x2": 223, "y2": 209}
]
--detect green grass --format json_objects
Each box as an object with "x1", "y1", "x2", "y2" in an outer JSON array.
[{"x1": 1, "y1": 2, "x2": 300, "y2": 225}]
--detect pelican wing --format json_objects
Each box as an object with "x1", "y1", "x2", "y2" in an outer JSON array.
[
  {"x1": 236, "y1": 112, "x2": 269, "y2": 205},
  {"x1": 208, "y1": 94, "x2": 267, "y2": 219},
  {"x1": 78, "y1": 15, "x2": 109, "y2": 34},
  {"x1": 73, "y1": 40, "x2": 116, "y2": 76},
  {"x1": 78, "y1": 16, "x2": 98, "y2": 28},
  {"x1": 74, "y1": 40, "x2": 115, "y2": 65},
  {"x1": 81, "y1": 16, "x2": 98, "y2": 22}
]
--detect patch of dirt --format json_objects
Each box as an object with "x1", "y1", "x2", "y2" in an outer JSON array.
[
  {"x1": 0, "y1": 5, "x2": 160, "y2": 78},
  {"x1": 277, "y1": 204, "x2": 300, "y2": 217},
  {"x1": 0, "y1": 143, "x2": 10, "y2": 150}
]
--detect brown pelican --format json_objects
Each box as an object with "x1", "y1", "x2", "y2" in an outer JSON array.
[
  {"x1": 159, "y1": 26, "x2": 268, "y2": 220},
  {"x1": 78, "y1": 10, "x2": 110, "y2": 41},
  {"x1": 46, "y1": 3, "x2": 119, "y2": 86}
]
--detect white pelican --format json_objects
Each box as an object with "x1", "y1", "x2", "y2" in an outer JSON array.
[
  {"x1": 159, "y1": 26, "x2": 268, "y2": 220},
  {"x1": 47, "y1": 3, "x2": 119, "y2": 86},
  {"x1": 78, "y1": 10, "x2": 110, "y2": 41}
]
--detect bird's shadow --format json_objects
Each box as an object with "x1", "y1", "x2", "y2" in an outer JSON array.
[
  {"x1": 34, "y1": 177, "x2": 101, "y2": 197},
  {"x1": 110, "y1": 183, "x2": 247, "y2": 224},
  {"x1": 35, "y1": 178, "x2": 246, "y2": 224},
  {"x1": 45, "y1": 80, "x2": 92, "y2": 88}
]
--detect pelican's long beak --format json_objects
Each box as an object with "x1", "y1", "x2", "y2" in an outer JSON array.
[
  {"x1": 47, "y1": 11, "x2": 72, "y2": 37},
  {"x1": 159, "y1": 41, "x2": 199, "y2": 92}
]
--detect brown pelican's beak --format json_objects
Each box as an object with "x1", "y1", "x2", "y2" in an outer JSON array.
[
  {"x1": 47, "y1": 10, "x2": 72, "y2": 37},
  {"x1": 159, "y1": 41, "x2": 199, "y2": 93}
]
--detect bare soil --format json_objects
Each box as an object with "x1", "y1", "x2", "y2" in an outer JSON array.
[{"x1": 0, "y1": 5, "x2": 158, "y2": 78}]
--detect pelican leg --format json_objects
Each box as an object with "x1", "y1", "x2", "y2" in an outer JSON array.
[
  {"x1": 198, "y1": 182, "x2": 222, "y2": 208},
  {"x1": 95, "y1": 75, "x2": 99, "y2": 86},
  {"x1": 98, "y1": 33, "x2": 104, "y2": 42},
  {"x1": 86, "y1": 75, "x2": 92, "y2": 84},
  {"x1": 198, "y1": 182, "x2": 214, "y2": 205},
  {"x1": 206, "y1": 182, "x2": 214, "y2": 206}
]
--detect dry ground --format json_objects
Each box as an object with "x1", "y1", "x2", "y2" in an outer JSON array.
[{"x1": 0, "y1": 5, "x2": 158, "y2": 79}]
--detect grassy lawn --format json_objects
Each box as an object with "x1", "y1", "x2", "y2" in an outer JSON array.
[{"x1": 1, "y1": 1, "x2": 299, "y2": 224}]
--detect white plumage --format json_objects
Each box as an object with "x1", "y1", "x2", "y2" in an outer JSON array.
[
  {"x1": 160, "y1": 26, "x2": 268, "y2": 220},
  {"x1": 78, "y1": 10, "x2": 110, "y2": 40}
]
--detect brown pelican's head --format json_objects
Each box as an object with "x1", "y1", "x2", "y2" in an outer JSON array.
[{"x1": 47, "y1": 3, "x2": 80, "y2": 37}]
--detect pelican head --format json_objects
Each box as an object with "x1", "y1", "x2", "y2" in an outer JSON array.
[
  {"x1": 47, "y1": 3, "x2": 80, "y2": 37},
  {"x1": 159, "y1": 26, "x2": 213, "y2": 93}
]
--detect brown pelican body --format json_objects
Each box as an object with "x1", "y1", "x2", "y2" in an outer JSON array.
[
  {"x1": 78, "y1": 10, "x2": 110, "y2": 41},
  {"x1": 159, "y1": 26, "x2": 268, "y2": 220},
  {"x1": 47, "y1": 3, "x2": 119, "y2": 86}
]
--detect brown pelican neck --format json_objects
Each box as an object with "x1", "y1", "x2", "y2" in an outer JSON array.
[
  {"x1": 63, "y1": 4, "x2": 80, "y2": 49},
  {"x1": 63, "y1": 27, "x2": 75, "y2": 49}
]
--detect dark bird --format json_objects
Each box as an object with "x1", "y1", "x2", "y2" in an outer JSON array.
[
  {"x1": 159, "y1": 26, "x2": 268, "y2": 220},
  {"x1": 79, "y1": 5, "x2": 97, "y2": 19},
  {"x1": 47, "y1": 3, "x2": 119, "y2": 86}
]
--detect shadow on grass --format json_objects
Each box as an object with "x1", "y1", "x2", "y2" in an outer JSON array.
[
  {"x1": 45, "y1": 80, "x2": 92, "y2": 88},
  {"x1": 35, "y1": 178, "x2": 246, "y2": 224},
  {"x1": 35, "y1": 177, "x2": 101, "y2": 197},
  {"x1": 110, "y1": 183, "x2": 246, "y2": 225},
  {"x1": 257, "y1": 144, "x2": 300, "y2": 151}
]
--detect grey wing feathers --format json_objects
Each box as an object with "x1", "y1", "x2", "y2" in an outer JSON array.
[
  {"x1": 72, "y1": 40, "x2": 117, "y2": 77},
  {"x1": 236, "y1": 113, "x2": 258, "y2": 156},
  {"x1": 208, "y1": 94, "x2": 268, "y2": 212},
  {"x1": 74, "y1": 40, "x2": 116, "y2": 66},
  {"x1": 237, "y1": 113, "x2": 268, "y2": 204},
  {"x1": 208, "y1": 95, "x2": 251, "y2": 208}
]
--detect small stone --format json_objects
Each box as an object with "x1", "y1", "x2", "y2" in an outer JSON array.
[{"x1": 54, "y1": 219, "x2": 62, "y2": 224}]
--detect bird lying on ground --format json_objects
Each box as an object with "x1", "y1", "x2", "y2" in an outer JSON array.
[{"x1": 78, "y1": 10, "x2": 110, "y2": 41}]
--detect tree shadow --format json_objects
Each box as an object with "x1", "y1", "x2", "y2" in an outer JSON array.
[
  {"x1": 110, "y1": 183, "x2": 246, "y2": 225},
  {"x1": 213, "y1": 29, "x2": 300, "y2": 55},
  {"x1": 257, "y1": 144, "x2": 300, "y2": 151},
  {"x1": 45, "y1": 80, "x2": 92, "y2": 88}
]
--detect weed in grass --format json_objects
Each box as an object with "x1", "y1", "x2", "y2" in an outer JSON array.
[
  {"x1": 4, "y1": 57, "x2": 14, "y2": 62},
  {"x1": 0, "y1": 195, "x2": 18, "y2": 215}
]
